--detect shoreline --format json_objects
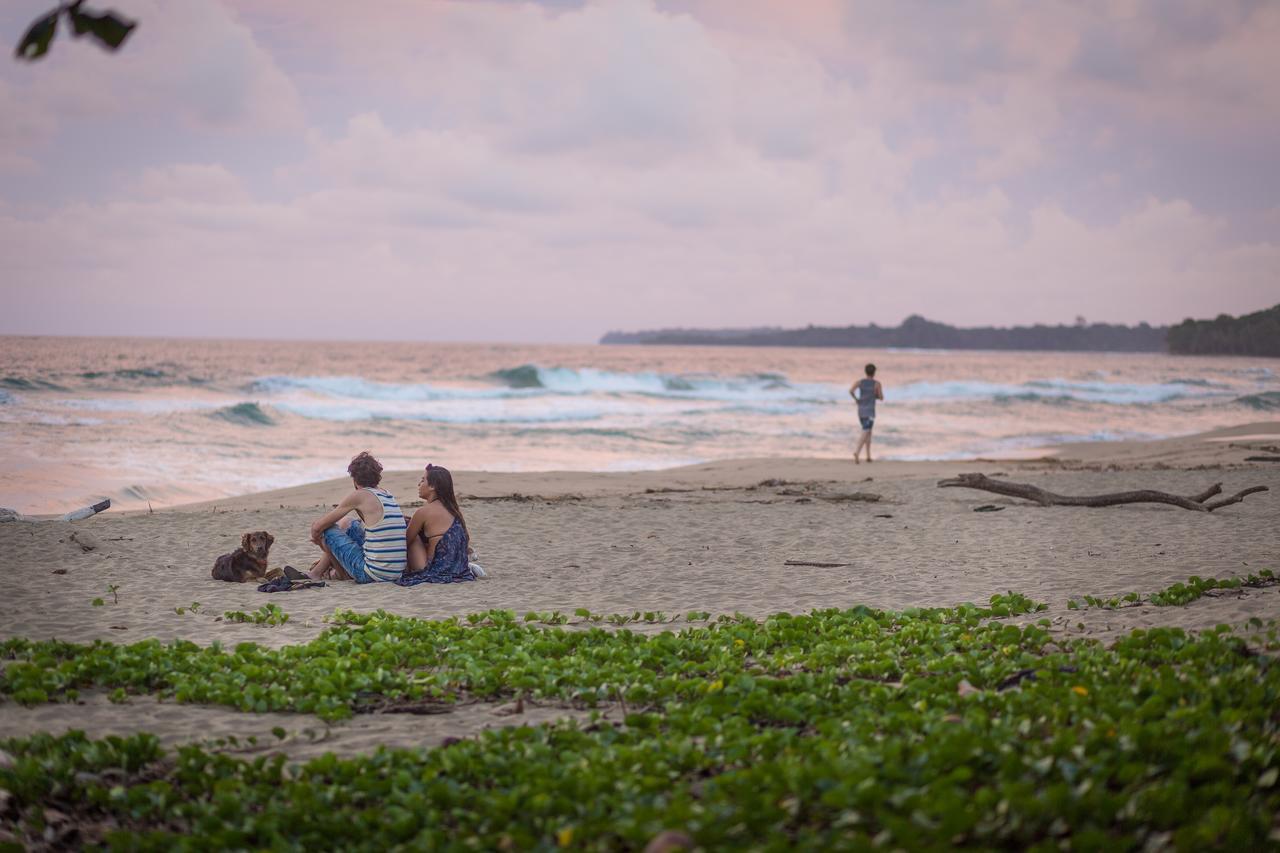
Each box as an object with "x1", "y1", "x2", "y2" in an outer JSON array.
[
  {"x1": 1, "y1": 421, "x2": 1275, "y2": 648},
  {"x1": 7, "y1": 420, "x2": 1272, "y2": 520},
  {"x1": 160, "y1": 420, "x2": 1280, "y2": 514}
]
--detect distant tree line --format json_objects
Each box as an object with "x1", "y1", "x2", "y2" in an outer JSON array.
[
  {"x1": 1166, "y1": 304, "x2": 1280, "y2": 357},
  {"x1": 602, "y1": 314, "x2": 1170, "y2": 353}
]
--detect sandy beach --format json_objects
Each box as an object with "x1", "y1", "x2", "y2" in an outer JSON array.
[{"x1": 2, "y1": 422, "x2": 1278, "y2": 756}]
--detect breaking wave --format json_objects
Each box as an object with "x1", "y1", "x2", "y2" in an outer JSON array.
[
  {"x1": 80, "y1": 367, "x2": 170, "y2": 382},
  {"x1": 210, "y1": 402, "x2": 276, "y2": 427},
  {"x1": 1, "y1": 376, "x2": 66, "y2": 392},
  {"x1": 252, "y1": 367, "x2": 832, "y2": 404},
  {"x1": 1233, "y1": 391, "x2": 1280, "y2": 411},
  {"x1": 486, "y1": 364, "x2": 807, "y2": 399}
]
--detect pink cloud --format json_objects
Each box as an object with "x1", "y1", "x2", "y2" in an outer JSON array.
[{"x1": 1, "y1": 0, "x2": 1277, "y2": 342}]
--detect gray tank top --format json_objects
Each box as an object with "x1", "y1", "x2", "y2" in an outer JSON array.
[{"x1": 856, "y1": 378, "x2": 877, "y2": 418}]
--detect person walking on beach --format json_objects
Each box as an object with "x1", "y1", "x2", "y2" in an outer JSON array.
[
  {"x1": 308, "y1": 451, "x2": 407, "y2": 583},
  {"x1": 849, "y1": 363, "x2": 883, "y2": 464}
]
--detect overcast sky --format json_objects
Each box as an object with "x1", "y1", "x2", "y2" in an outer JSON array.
[{"x1": 1, "y1": 0, "x2": 1277, "y2": 342}]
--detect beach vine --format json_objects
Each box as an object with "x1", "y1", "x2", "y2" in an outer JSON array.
[
  {"x1": 1067, "y1": 570, "x2": 1277, "y2": 611},
  {"x1": 1, "y1": 594, "x2": 1278, "y2": 849}
]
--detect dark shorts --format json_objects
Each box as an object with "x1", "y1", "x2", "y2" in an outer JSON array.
[{"x1": 859, "y1": 416, "x2": 874, "y2": 431}]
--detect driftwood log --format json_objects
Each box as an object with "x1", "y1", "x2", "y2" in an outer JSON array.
[{"x1": 937, "y1": 473, "x2": 1268, "y2": 512}]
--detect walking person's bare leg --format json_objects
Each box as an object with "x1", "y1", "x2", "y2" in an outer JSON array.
[{"x1": 854, "y1": 429, "x2": 872, "y2": 463}]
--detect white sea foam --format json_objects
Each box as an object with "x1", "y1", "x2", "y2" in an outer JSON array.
[
  {"x1": 248, "y1": 375, "x2": 506, "y2": 402},
  {"x1": 252, "y1": 368, "x2": 837, "y2": 404},
  {"x1": 892, "y1": 378, "x2": 1228, "y2": 405},
  {"x1": 272, "y1": 395, "x2": 645, "y2": 424},
  {"x1": 53, "y1": 397, "x2": 226, "y2": 414}
]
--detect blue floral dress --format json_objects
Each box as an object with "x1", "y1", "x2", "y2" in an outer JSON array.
[{"x1": 396, "y1": 517, "x2": 474, "y2": 586}]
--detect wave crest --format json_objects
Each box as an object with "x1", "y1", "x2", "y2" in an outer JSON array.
[
  {"x1": 210, "y1": 402, "x2": 276, "y2": 426},
  {"x1": 486, "y1": 364, "x2": 806, "y2": 399},
  {"x1": 2, "y1": 376, "x2": 66, "y2": 392},
  {"x1": 1234, "y1": 391, "x2": 1280, "y2": 411}
]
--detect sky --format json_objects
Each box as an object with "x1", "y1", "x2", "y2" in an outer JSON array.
[{"x1": 1, "y1": 0, "x2": 1277, "y2": 343}]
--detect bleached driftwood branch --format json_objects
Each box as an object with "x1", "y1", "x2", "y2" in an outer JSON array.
[{"x1": 937, "y1": 473, "x2": 1268, "y2": 512}]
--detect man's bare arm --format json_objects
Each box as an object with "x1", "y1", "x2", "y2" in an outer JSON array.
[{"x1": 311, "y1": 491, "x2": 360, "y2": 544}]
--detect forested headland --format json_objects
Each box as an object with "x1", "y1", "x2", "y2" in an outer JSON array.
[
  {"x1": 602, "y1": 314, "x2": 1169, "y2": 352},
  {"x1": 604, "y1": 305, "x2": 1280, "y2": 356},
  {"x1": 1166, "y1": 304, "x2": 1280, "y2": 357}
]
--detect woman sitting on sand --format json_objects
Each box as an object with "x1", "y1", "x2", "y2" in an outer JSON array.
[{"x1": 397, "y1": 463, "x2": 476, "y2": 585}]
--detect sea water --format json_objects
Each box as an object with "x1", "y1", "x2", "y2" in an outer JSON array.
[{"x1": 0, "y1": 336, "x2": 1276, "y2": 514}]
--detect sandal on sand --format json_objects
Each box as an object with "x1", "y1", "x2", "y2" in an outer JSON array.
[{"x1": 283, "y1": 565, "x2": 309, "y2": 582}]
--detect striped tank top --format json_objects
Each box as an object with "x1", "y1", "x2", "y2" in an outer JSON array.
[{"x1": 361, "y1": 487, "x2": 407, "y2": 582}]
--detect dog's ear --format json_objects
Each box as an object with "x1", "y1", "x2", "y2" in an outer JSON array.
[
  {"x1": 266, "y1": 532, "x2": 275, "y2": 547},
  {"x1": 241, "y1": 532, "x2": 251, "y2": 552}
]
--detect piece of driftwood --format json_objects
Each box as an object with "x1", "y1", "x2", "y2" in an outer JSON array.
[
  {"x1": 1231, "y1": 443, "x2": 1280, "y2": 454},
  {"x1": 937, "y1": 473, "x2": 1268, "y2": 512},
  {"x1": 784, "y1": 560, "x2": 850, "y2": 568},
  {"x1": 1244, "y1": 456, "x2": 1280, "y2": 463},
  {"x1": 819, "y1": 492, "x2": 882, "y2": 503}
]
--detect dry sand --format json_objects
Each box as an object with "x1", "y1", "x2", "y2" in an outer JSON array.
[{"x1": 2, "y1": 422, "x2": 1278, "y2": 756}]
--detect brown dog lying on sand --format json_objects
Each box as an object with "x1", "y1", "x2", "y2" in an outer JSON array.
[{"x1": 212, "y1": 531, "x2": 274, "y2": 582}]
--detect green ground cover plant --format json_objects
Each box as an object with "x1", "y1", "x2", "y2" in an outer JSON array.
[
  {"x1": 222, "y1": 603, "x2": 289, "y2": 626},
  {"x1": 1148, "y1": 571, "x2": 1277, "y2": 607},
  {"x1": 1067, "y1": 592, "x2": 1142, "y2": 611},
  {"x1": 2, "y1": 592, "x2": 1278, "y2": 849},
  {"x1": 1068, "y1": 570, "x2": 1277, "y2": 611}
]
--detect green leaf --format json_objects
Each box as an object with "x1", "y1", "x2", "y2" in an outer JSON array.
[
  {"x1": 15, "y1": 10, "x2": 58, "y2": 61},
  {"x1": 68, "y1": 8, "x2": 136, "y2": 50}
]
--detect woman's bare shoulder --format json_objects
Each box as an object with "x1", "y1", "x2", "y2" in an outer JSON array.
[{"x1": 423, "y1": 501, "x2": 453, "y2": 522}]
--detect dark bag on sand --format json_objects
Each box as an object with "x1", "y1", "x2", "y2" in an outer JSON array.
[{"x1": 257, "y1": 577, "x2": 326, "y2": 593}]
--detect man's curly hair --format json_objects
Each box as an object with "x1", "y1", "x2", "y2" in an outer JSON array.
[{"x1": 347, "y1": 451, "x2": 383, "y2": 488}]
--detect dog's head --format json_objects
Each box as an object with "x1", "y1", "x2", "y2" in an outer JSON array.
[{"x1": 240, "y1": 530, "x2": 274, "y2": 559}]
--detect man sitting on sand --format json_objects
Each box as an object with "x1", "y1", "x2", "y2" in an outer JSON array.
[
  {"x1": 849, "y1": 363, "x2": 884, "y2": 464},
  {"x1": 308, "y1": 451, "x2": 407, "y2": 583}
]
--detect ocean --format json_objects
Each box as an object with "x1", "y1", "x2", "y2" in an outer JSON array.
[{"x1": 1, "y1": 336, "x2": 1276, "y2": 515}]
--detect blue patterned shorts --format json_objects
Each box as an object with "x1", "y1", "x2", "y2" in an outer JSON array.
[{"x1": 323, "y1": 520, "x2": 376, "y2": 584}]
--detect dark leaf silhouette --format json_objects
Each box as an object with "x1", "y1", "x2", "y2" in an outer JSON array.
[
  {"x1": 14, "y1": 4, "x2": 136, "y2": 62},
  {"x1": 68, "y1": 8, "x2": 135, "y2": 49},
  {"x1": 15, "y1": 11, "x2": 59, "y2": 60}
]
